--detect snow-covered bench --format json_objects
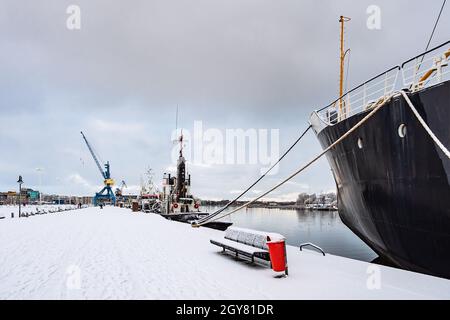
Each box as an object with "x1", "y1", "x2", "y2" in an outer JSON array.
[{"x1": 210, "y1": 227, "x2": 284, "y2": 264}]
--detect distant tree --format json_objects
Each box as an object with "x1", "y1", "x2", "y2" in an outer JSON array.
[
  {"x1": 296, "y1": 193, "x2": 309, "y2": 205},
  {"x1": 304, "y1": 193, "x2": 317, "y2": 205},
  {"x1": 326, "y1": 192, "x2": 337, "y2": 203},
  {"x1": 318, "y1": 194, "x2": 326, "y2": 204}
]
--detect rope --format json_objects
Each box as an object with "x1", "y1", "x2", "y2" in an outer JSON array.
[
  {"x1": 425, "y1": 0, "x2": 447, "y2": 53},
  {"x1": 196, "y1": 125, "x2": 312, "y2": 225},
  {"x1": 196, "y1": 91, "x2": 450, "y2": 227},
  {"x1": 419, "y1": 0, "x2": 447, "y2": 69},
  {"x1": 193, "y1": 93, "x2": 394, "y2": 227},
  {"x1": 345, "y1": 49, "x2": 351, "y2": 93},
  {"x1": 399, "y1": 90, "x2": 450, "y2": 159}
]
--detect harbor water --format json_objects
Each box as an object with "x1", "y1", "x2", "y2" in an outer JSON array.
[{"x1": 207, "y1": 207, "x2": 378, "y2": 263}]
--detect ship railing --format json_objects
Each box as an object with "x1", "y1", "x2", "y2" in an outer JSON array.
[
  {"x1": 314, "y1": 40, "x2": 450, "y2": 127},
  {"x1": 316, "y1": 66, "x2": 400, "y2": 125},
  {"x1": 401, "y1": 40, "x2": 450, "y2": 92}
]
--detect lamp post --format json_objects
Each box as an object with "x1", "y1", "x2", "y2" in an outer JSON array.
[
  {"x1": 36, "y1": 167, "x2": 43, "y2": 205},
  {"x1": 17, "y1": 175, "x2": 24, "y2": 218},
  {"x1": 56, "y1": 177, "x2": 61, "y2": 205}
]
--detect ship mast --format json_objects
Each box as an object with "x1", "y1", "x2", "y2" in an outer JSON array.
[{"x1": 339, "y1": 16, "x2": 351, "y2": 118}]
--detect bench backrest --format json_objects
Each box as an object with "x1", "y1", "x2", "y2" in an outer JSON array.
[{"x1": 225, "y1": 228, "x2": 269, "y2": 250}]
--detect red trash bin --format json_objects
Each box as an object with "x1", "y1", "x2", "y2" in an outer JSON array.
[{"x1": 267, "y1": 238, "x2": 288, "y2": 275}]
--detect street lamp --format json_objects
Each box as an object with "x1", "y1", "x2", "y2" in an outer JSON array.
[
  {"x1": 17, "y1": 175, "x2": 24, "y2": 218},
  {"x1": 56, "y1": 177, "x2": 61, "y2": 205},
  {"x1": 36, "y1": 167, "x2": 44, "y2": 205}
]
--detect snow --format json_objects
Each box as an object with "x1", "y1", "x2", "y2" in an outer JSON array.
[
  {"x1": 0, "y1": 206, "x2": 449, "y2": 300},
  {"x1": 226, "y1": 226, "x2": 285, "y2": 242}
]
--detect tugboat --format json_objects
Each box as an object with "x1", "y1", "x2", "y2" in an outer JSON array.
[
  {"x1": 140, "y1": 193, "x2": 160, "y2": 213},
  {"x1": 309, "y1": 17, "x2": 450, "y2": 278},
  {"x1": 158, "y1": 131, "x2": 232, "y2": 231}
]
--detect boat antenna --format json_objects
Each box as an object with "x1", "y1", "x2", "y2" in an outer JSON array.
[
  {"x1": 175, "y1": 104, "x2": 179, "y2": 132},
  {"x1": 173, "y1": 105, "x2": 184, "y2": 157},
  {"x1": 339, "y1": 16, "x2": 351, "y2": 118},
  {"x1": 179, "y1": 129, "x2": 184, "y2": 157}
]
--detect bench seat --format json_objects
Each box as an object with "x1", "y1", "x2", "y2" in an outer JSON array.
[
  {"x1": 209, "y1": 226, "x2": 285, "y2": 263},
  {"x1": 210, "y1": 238, "x2": 271, "y2": 261}
]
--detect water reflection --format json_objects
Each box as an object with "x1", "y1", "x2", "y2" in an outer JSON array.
[{"x1": 207, "y1": 206, "x2": 378, "y2": 263}]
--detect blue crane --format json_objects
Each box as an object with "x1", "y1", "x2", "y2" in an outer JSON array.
[{"x1": 80, "y1": 131, "x2": 116, "y2": 206}]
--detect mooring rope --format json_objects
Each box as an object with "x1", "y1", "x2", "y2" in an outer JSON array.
[
  {"x1": 399, "y1": 90, "x2": 450, "y2": 159},
  {"x1": 195, "y1": 125, "x2": 312, "y2": 225},
  {"x1": 193, "y1": 93, "x2": 395, "y2": 227},
  {"x1": 195, "y1": 90, "x2": 450, "y2": 227}
]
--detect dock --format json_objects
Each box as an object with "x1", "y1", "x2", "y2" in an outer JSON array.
[{"x1": 0, "y1": 206, "x2": 449, "y2": 300}]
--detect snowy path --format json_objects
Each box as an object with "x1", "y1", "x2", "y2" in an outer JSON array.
[{"x1": 0, "y1": 207, "x2": 449, "y2": 300}]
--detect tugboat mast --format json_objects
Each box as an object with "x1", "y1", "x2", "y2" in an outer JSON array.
[{"x1": 176, "y1": 130, "x2": 187, "y2": 201}]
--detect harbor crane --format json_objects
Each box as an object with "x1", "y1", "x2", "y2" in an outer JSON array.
[
  {"x1": 115, "y1": 180, "x2": 127, "y2": 197},
  {"x1": 80, "y1": 131, "x2": 116, "y2": 206}
]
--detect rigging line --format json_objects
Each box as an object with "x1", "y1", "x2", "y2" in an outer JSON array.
[
  {"x1": 419, "y1": 0, "x2": 447, "y2": 68},
  {"x1": 345, "y1": 49, "x2": 351, "y2": 93},
  {"x1": 196, "y1": 125, "x2": 313, "y2": 224},
  {"x1": 197, "y1": 125, "x2": 312, "y2": 224},
  {"x1": 194, "y1": 93, "x2": 395, "y2": 227}
]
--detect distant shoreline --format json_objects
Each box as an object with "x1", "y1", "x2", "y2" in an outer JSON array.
[{"x1": 201, "y1": 200, "x2": 338, "y2": 211}]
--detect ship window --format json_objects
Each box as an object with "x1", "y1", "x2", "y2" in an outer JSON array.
[
  {"x1": 398, "y1": 124, "x2": 407, "y2": 138},
  {"x1": 357, "y1": 137, "x2": 363, "y2": 149}
]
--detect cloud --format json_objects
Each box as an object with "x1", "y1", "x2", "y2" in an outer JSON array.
[
  {"x1": 91, "y1": 119, "x2": 145, "y2": 135},
  {"x1": 260, "y1": 192, "x2": 300, "y2": 202},
  {"x1": 1, "y1": 0, "x2": 447, "y2": 200},
  {"x1": 67, "y1": 173, "x2": 98, "y2": 193},
  {"x1": 165, "y1": 166, "x2": 177, "y2": 173},
  {"x1": 121, "y1": 184, "x2": 142, "y2": 195},
  {"x1": 285, "y1": 181, "x2": 310, "y2": 189}
]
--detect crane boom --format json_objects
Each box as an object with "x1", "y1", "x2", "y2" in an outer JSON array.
[
  {"x1": 80, "y1": 131, "x2": 116, "y2": 206},
  {"x1": 80, "y1": 131, "x2": 106, "y2": 179}
]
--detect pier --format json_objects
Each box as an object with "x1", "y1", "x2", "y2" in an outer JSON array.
[{"x1": 0, "y1": 206, "x2": 449, "y2": 300}]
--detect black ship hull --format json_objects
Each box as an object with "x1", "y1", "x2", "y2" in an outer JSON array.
[{"x1": 315, "y1": 81, "x2": 450, "y2": 279}]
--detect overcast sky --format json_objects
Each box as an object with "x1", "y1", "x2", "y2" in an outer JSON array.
[{"x1": 0, "y1": 0, "x2": 449, "y2": 200}]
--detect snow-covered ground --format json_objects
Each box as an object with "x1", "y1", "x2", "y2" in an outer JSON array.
[{"x1": 0, "y1": 206, "x2": 449, "y2": 300}]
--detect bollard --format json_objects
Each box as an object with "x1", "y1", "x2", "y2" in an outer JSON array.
[{"x1": 11, "y1": 212, "x2": 14, "y2": 218}]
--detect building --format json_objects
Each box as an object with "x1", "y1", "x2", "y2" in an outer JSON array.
[
  {"x1": 0, "y1": 190, "x2": 94, "y2": 206},
  {"x1": 27, "y1": 189, "x2": 40, "y2": 202}
]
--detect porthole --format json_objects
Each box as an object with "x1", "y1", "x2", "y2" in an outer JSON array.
[
  {"x1": 357, "y1": 137, "x2": 363, "y2": 149},
  {"x1": 398, "y1": 124, "x2": 407, "y2": 138}
]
